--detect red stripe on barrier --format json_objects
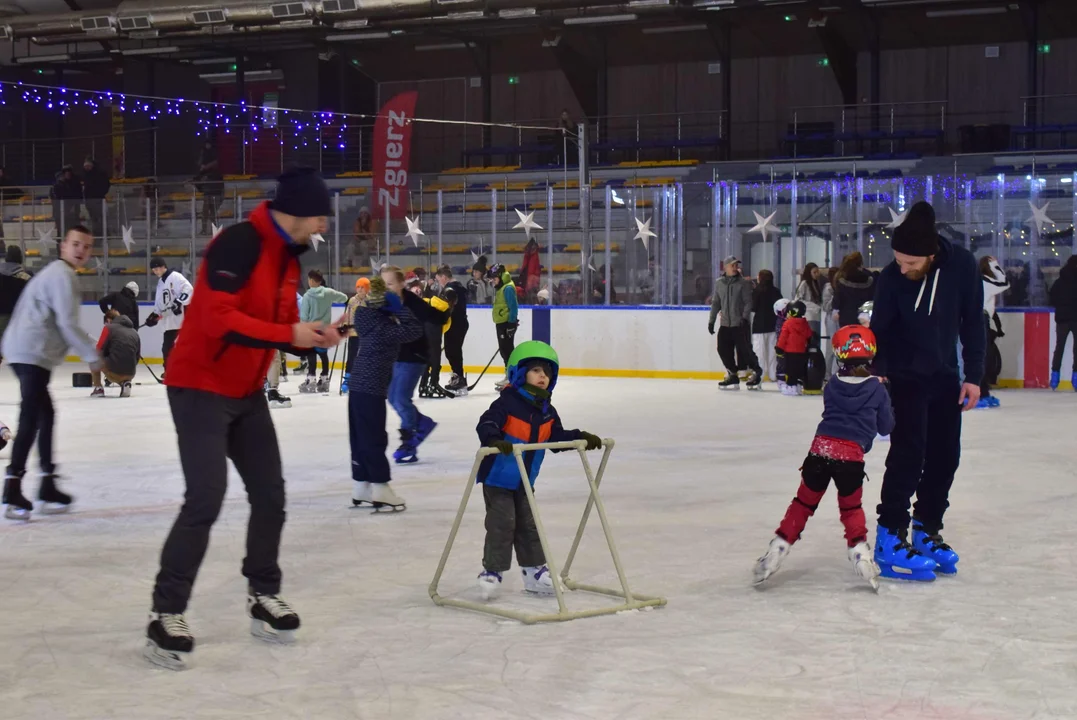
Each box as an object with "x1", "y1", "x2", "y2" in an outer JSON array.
[{"x1": 1024, "y1": 312, "x2": 1052, "y2": 388}]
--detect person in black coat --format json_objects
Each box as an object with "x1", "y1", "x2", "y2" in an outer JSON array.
[
  {"x1": 1049, "y1": 255, "x2": 1077, "y2": 389},
  {"x1": 832, "y1": 252, "x2": 877, "y2": 328},
  {"x1": 82, "y1": 157, "x2": 111, "y2": 239},
  {"x1": 99, "y1": 281, "x2": 141, "y2": 329},
  {"x1": 51, "y1": 166, "x2": 82, "y2": 237},
  {"x1": 751, "y1": 269, "x2": 784, "y2": 382},
  {"x1": 435, "y1": 265, "x2": 471, "y2": 395}
]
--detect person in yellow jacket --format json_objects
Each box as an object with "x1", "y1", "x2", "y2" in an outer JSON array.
[{"x1": 489, "y1": 264, "x2": 518, "y2": 391}]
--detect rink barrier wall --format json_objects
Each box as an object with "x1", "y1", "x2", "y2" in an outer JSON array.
[{"x1": 66, "y1": 303, "x2": 1074, "y2": 390}]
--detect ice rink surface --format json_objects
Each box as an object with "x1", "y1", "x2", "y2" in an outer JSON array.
[{"x1": 1, "y1": 365, "x2": 1075, "y2": 720}]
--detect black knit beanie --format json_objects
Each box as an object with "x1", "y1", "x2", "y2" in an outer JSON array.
[
  {"x1": 271, "y1": 167, "x2": 332, "y2": 218},
  {"x1": 892, "y1": 201, "x2": 940, "y2": 257}
]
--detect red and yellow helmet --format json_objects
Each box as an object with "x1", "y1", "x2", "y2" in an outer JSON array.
[{"x1": 832, "y1": 325, "x2": 877, "y2": 363}]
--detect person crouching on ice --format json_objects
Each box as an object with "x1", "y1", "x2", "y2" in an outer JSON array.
[
  {"x1": 90, "y1": 309, "x2": 141, "y2": 398},
  {"x1": 753, "y1": 326, "x2": 895, "y2": 590},
  {"x1": 474, "y1": 341, "x2": 601, "y2": 600}
]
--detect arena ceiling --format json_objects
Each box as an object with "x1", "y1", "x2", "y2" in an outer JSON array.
[{"x1": 1, "y1": 0, "x2": 1075, "y2": 79}]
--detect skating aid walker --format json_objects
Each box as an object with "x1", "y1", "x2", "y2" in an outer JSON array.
[{"x1": 429, "y1": 438, "x2": 666, "y2": 624}]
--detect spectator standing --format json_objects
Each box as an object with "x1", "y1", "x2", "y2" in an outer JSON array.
[
  {"x1": 0, "y1": 245, "x2": 32, "y2": 359},
  {"x1": 195, "y1": 141, "x2": 224, "y2": 235},
  {"x1": 51, "y1": 166, "x2": 82, "y2": 238},
  {"x1": 1048, "y1": 255, "x2": 1077, "y2": 391},
  {"x1": 350, "y1": 207, "x2": 377, "y2": 268},
  {"x1": 832, "y1": 252, "x2": 877, "y2": 328},
  {"x1": 751, "y1": 269, "x2": 784, "y2": 382},
  {"x1": 98, "y1": 280, "x2": 140, "y2": 329},
  {"x1": 708, "y1": 256, "x2": 762, "y2": 389},
  {"x1": 81, "y1": 157, "x2": 111, "y2": 239}
]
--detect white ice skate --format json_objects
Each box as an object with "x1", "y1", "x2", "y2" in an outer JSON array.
[
  {"x1": 521, "y1": 565, "x2": 556, "y2": 595},
  {"x1": 120, "y1": 382, "x2": 132, "y2": 398},
  {"x1": 371, "y1": 482, "x2": 406, "y2": 512},
  {"x1": 248, "y1": 592, "x2": 300, "y2": 644},
  {"x1": 753, "y1": 536, "x2": 791, "y2": 585},
  {"x1": 780, "y1": 384, "x2": 803, "y2": 397},
  {"x1": 848, "y1": 541, "x2": 881, "y2": 591},
  {"x1": 494, "y1": 374, "x2": 510, "y2": 391},
  {"x1": 351, "y1": 480, "x2": 373, "y2": 507},
  {"x1": 143, "y1": 612, "x2": 194, "y2": 671},
  {"x1": 477, "y1": 570, "x2": 503, "y2": 600},
  {"x1": 298, "y1": 377, "x2": 317, "y2": 394},
  {"x1": 316, "y1": 375, "x2": 330, "y2": 394}
]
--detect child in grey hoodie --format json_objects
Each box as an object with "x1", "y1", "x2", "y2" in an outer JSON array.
[
  {"x1": 299, "y1": 269, "x2": 348, "y2": 393},
  {"x1": 1, "y1": 225, "x2": 101, "y2": 520}
]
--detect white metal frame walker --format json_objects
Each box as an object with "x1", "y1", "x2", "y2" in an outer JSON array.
[{"x1": 429, "y1": 438, "x2": 667, "y2": 624}]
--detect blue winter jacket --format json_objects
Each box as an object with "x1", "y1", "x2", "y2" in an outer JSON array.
[
  {"x1": 476, "y1": 388, "x2": 582, "y2": 490},
  {"x1": 348, "y1": 302, "x2": 422, "y2": 397},
  {"x1": 871, "y1": 237, "x2": 986, "y2": 386},
  {"x1": 815, "y1": 377, "x2": 895, "y2": 453}
]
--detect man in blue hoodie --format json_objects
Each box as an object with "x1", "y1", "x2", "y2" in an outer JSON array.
[{"x1": 870, "y1": 201, "x2": 985, "y2": 581}]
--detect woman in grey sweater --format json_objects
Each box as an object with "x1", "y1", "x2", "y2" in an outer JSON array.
[{"x1": 1, "y1": 225, "x2": 100, "y2": 521}]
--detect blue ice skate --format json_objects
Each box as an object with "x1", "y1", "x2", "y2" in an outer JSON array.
[
  {"x1": 414, "y1": 414, "x2": 438, "y2": 447},
  {"x1": 1050, "y1": 371, "x2": 1060, "y2": 390},
  {"x1": 975, "y1": 397, "x2": 990, "y2": 409},
  {"x1": 340, "y1": 372, "x2": 350, "y2": 394},
  {"x1": 393, "y1": 430, "x2": 418, "y2": 464},
  {"x1": 912, "y1": 522, "x2": 959, "y2": 575},
  {"x1": 874, "y1": 525, "x2": 937, "y2": 582},
  {"x1": 986, "y1": 396, "x2": 1000, "y2": 408}
]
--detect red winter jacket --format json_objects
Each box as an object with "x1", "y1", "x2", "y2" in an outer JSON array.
[
  {"x1": 165, "y1": 202, "x2": 307, "y2": 398},
  {"x1": 777, "y1": 316, "x2": 813, "y2": 354}
]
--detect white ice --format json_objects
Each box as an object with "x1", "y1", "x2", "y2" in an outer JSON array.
[{"x1": 1, "y1": 367, "x2": 1076, "y2": 720}]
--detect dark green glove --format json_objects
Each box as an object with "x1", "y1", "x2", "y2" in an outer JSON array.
[
  {"x1": 487, "y1": 439, "x2": 514, "y2": 455},
  {"x1": 707, "y1": 322, "x2": 715, "y2": 335},
  {"x1": 579, "y1": 431, "x2": 602, "y2": 450}
]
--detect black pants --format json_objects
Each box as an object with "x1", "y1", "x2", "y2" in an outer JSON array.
[
  {"x1": 162, "y1": 330, "x2": 179, "y2": 373},
  {"x1": 1052, "y1": 320, "x2": 1076, "y2": 373},
  {"x1": 153, "y1": 388, "x2": 285, "y2": 614},
  {"x1": 784, "y1": 352, "x2": 808, "y2": 386},
  {"x1": 7, "y1": 364, "x2": 55, "y2": 477},
  {"x1": 496, "y1": 322, "x2": 518, "y2": 365},
  {"x1": 982, "y1": 314, "x2": 1001, "y2": 399},
  {"x1": 349, "y1": 391, "x2": 390, "y2": 484},
  {"x1": 444, "y1": 322, "x2": 468, "y2": 377},
  {"x1": 483, "y1": 483, "x2": 545, "y2": 572},
  {"x1": 717, "y1": 323, "x2": 761, "y2": 375},
  {"x1": 878, "y1": 373, "x2": 962, "y2": 534},
  {"x1": 344, "y1": 336, "x2": 359, "y2": 375},
  {"x1": 84, "y1": 201, "x2": 104, "y2": 239},
  {"x1": 305, "y1": 349, "x2": 329, "y2": 376}
]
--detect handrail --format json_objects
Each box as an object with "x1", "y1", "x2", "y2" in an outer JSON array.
[{"x1": 790, "y1": 100, "x2": 947, "y2": 112}]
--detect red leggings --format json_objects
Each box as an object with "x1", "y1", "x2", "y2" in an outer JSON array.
[{"x1": 776, "y1": 452, "x2": 867, "y2": 548}]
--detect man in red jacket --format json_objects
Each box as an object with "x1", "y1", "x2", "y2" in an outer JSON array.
[{"x1": 144, "y1": 167, "x2": 342, "y2": 671}]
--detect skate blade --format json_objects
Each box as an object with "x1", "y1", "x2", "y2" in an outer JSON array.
[
  {"x1": 523, "y1": 586, "x2": 557, "y2": 596},
  {"x1": 143, "y1": 640, "x2": 190, "y2": 671},
  {"x1": 935, "y1": 564, "x2": 958, "y2": 576},
  {"x1": 394, "y1": 456, "x2": 419, "y2": 465},
  {"x1": 269, "y1": 402, "x2": 292, "y2": 410},
  {"x1": 38, "y1": 503, "x2": 70, "y2": 515},
  {"x1": 250, "y1": 618, "x2": 296, "y2": 645},
  {"x1": 371, "y1": 502, "x2": 406, "y2": 513},
  {"x1": 4, "y1": 506, "x2": 31, "y2": 521},
  {"x1": 878, "y1": 563, "x2": 936, "y2": 582},
  {"x1": 351, "y1": 498, "x2": 373, "y2": 508}
]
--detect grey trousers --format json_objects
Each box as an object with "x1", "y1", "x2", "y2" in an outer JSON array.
[{"x1": 483, "y1": 484, "x2": 545, "y2": 573}]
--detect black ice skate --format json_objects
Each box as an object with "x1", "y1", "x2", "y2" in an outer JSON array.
[
  {"x1": 143, "y1": 612, "x2": 195, "y2": 671},
  {"x1": 38, "y1": 474, "x2": 73, "y2": 515},
  {"x1": 718, "y1": 375, "x2": 740, "y2": 390},
  {"x1": 248, "y1": 592, "x2": 300, "y2": 644},
  {"x1": 746, "y1": 371, "x2": 762, "y2": 391},
  {"x1": 267, "y1": 388, "x2": 292, "y2": 409},
  {"x1": 444, "y1": 373, "x2": 468, "y2": 397},
  {"x1": 3, "y1": 475, "x2": 33, "y2": 521}
]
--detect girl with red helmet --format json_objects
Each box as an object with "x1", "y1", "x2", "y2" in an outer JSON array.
[{"x1": 753, "y1": 325, "x2": 900, "y2": 590}]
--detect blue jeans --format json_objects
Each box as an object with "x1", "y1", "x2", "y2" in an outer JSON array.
[{"x1": 388, "y1": 362, "x2": 424, "y2": 432}]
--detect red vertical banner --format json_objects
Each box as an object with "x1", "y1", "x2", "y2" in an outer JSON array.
[{"x1": 372, "y1": 91, "x2": 418, "y2": 221}]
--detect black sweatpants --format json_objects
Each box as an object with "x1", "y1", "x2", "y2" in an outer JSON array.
[
  {"x1": 7, "y1": 364, "x2": 55, "y2": 477},
  {"x1": 305, "y1": 348, "x2": 330, "y2": 377},
  {"x1": 153, "y1": 387, "x2": 285, "y2": 614},
  {"x1": 496, "y1": 321, "x2": 518, "y2": 365},
  {"x1": 878, "y1": 373, "x2": 962, "y2": 534},
  {"x1": 1052, "y1": 320, "x2": 1076, "y2": 373},
  {"x1": 784, "y1": 352, "x2": 808, "y2": 386},
  {"x1": 444, "y1": 322, "x2": 468, "y2": 377},
  {"x1": 349, "y1": 391, "x2": 390, "y2": 484},
  {"x1": 162, "y1": 330, "x2": 179, "y2": 374},
  {"x1": 717, "y1": 323, "x2": 761, "y2": 376},
  {"x1": 344, "y1": 336, "x2": 359, "y2": 375},
  {"x1": 483, "y1": 483, "x2": 545, "y2": 573}
]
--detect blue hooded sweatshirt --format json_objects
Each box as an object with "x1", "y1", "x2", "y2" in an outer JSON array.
[
  {"x1": 870, "y1": 236, "x2": 986, "y2": 386},
  {"x1": 815, "y1": 376, "x2": 895, "y2": 453}
]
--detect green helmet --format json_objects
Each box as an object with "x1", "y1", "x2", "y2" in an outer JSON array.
[{"x1": 507, "y1": 340, "x2": 560, "y2": 391}]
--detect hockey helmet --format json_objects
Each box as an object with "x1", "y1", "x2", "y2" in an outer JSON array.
[
  {"x1": 507, "y1": 341, "x2": 560, "y2": 392},
  {"x1": 787, "y1": 300, "x2": 807, "y2": 318},
  {"x1": 487, "y1": 263, "x2": 506, "y2": 281},
  {"x1": 832, "y1": 325, "x2": 877, "y2": 364},
  {"x1": 772, "y1": 298, "x2": 790, "y2": 316}
]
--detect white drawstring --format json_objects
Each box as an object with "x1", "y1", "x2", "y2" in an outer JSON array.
[{"x1": 914, "y1": 269, "x2": 941, "y2": 316}]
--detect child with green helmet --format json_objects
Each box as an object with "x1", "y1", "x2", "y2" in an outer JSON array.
[{"x1": 474, "y1": 340, "x2": 601, "y2": 599}]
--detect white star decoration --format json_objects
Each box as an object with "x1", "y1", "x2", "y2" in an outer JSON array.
[
  {"x1": 748, "y1": 211, "x2": 779, "y2": 236},
  {"x1": 633, "y1": 216, "x2": 657, "y2": 252},
  {"x1": 886, "y1": 207, "x2": 908, "y2": 229},
  {"x1": 36, "y1": 227, "x2": 55, "y2": 249},
  {"x1": 310, "y1": 233, "x2": 324, "y2": 252},
  {"x1": 512, "y1": 209, "x2": 543, "y2": 240},
  {"x1": 92, "y1": 257, "x2": 105, "y2": 274},
  {"x1": 1027, "y1": 201, "x2": 1053, "y2": 235},
  {"x1": 121, "y1": 225, "x2": 135, "y2": 253},
  {"x1": 211, "y1": 223, "x2": 222, "y2": 238},
  {"x1": 369, "y1": 255, "x2": 382, "y2": 271},
  {"x1": 404, "y1": 216, "x2": 425, "y2": 247},
  {"x1": 181, "y1": 260, "x2": 192, "y2": 278},
  {"x1": 470, "y1": 250, "x2": 480, "y2": 264}
]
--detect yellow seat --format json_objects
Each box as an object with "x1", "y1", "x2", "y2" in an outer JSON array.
[
  {"x1": 21, "y1": 214, "x2": 51, "y2": 222},
  {"x1": 341, "y1": 187, "x2": 367, "y2": 196},
  {"x1": 223, "y1": 174, "x2": 256, "y2": 181},
  {"x1": 337, "y1": 171, "x2": 372, "y2": 178}
]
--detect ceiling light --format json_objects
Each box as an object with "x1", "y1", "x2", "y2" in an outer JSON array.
[
  {"x1": 628, "y1": 0, "x2": 670, "y2": 6},
  {"x1": 642, "y1": 23, "x2": 707, "y2": 34},
  {"x1": 925, "y1": 7, "x2": 1007, "y2": 17},
  {"x1": 498, "y1": 7, "x2": 536, "y2": 18},
  {"x1": 692, "y1": 0, "x2": 735, "y2": 6},
  {"x1": 13, "y1": 53, "x2": 71, "y2": 64},
  {"x1": 439, "y1": 10, "x2": 485, "y2": 20},
  {"x1": 332, "y1": 19, "x2": 369, "y2": 29},
  {"x1": 120, "y1": 45, "x2": 180, "y2": 56},
  {"x1": 415, "y1": 42, "x2": 473, "y2": 51},
  {"x1": 326, "y1": 31, "x2": 391, "y2": 41},
  {"x1": 564, "y1": 14, "x2": 637, "y2": 25},
  {"x1": 190, "y1": 56, "x2": 237, "y2": 65}
]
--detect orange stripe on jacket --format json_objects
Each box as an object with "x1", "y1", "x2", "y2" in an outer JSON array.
[{"x1": 501, "y1": 416, "x2": 555, "y2": 443}]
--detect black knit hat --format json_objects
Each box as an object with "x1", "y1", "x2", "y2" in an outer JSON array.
[
  {"x1": 892, "y1": 201, "x2": 940, "y2": 257},
  {"x1": 271, "y1": 167, "x2": 332, "y2": 218},
  {"x1": 150, "y1": 257, "x2": 166, "y2": 269}
]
